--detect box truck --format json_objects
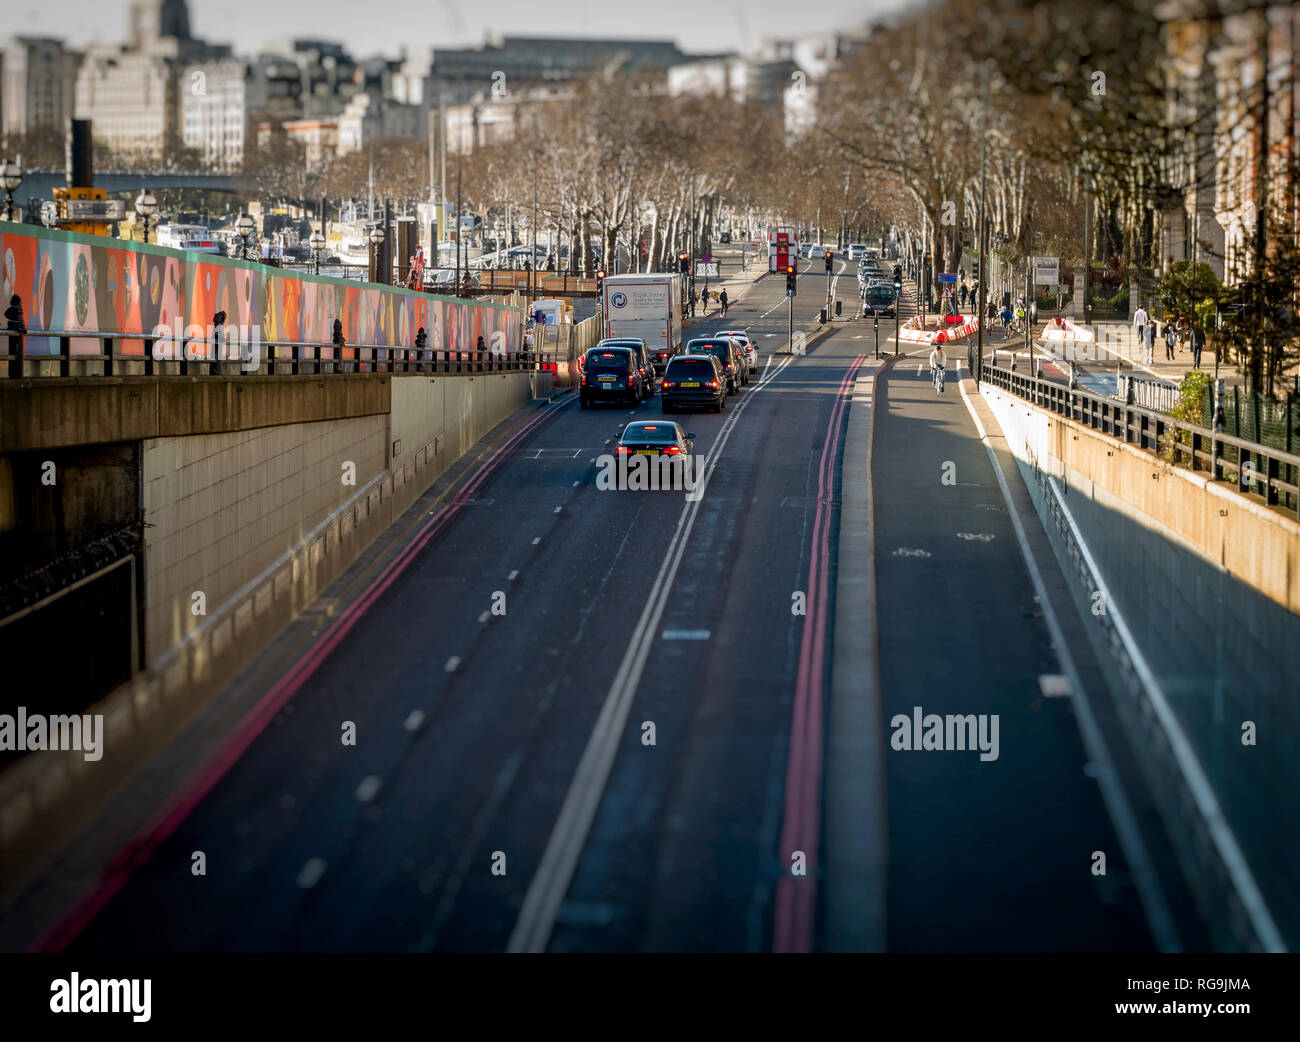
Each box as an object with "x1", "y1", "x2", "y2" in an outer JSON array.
[{"x1": 601, "y1": 273, "x2": 683, "y2": 373}]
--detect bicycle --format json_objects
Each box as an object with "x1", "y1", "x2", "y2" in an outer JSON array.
[{"x1": 932, "y1": 363, "x2": 945, "y2": 394}]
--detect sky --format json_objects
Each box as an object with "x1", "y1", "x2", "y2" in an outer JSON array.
[{"x1": 9, "y1": 0, "x2": 913, "y2": 60}]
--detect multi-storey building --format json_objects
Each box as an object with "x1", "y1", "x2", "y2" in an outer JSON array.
[{"x1": 1, "y1": 37, "x2": 81, "y2": 139}]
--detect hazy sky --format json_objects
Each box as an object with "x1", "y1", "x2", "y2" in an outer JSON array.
[{"x1": 9, "y1": 0, "x2": 912, "y2": 59}]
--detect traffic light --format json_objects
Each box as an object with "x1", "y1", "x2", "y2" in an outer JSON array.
[
  {"x1": 824, "y1": 250, "x2": 834, "y2": 274},
  {"x1": 678, "y1": 252, "x2": 689, "y2": 275},
  {"x1": 596, "y1": 268, "x2": 607, "y2": 294},
  {"x1": 785, "y1": 265, "x2": 797, "y2": 296}
]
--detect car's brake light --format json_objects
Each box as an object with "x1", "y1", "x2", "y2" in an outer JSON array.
[
  {"x1": 616, "y1": 445, "x2": 631, "y2": 454},
  {"x1": 580, "y1": 375, "x2": 586, "y2": 386},
  {"x1": 663, "y1": 445, "x2": 682, "y2": 456},
  {"x1": 661, "y1": 380, "x2": 674, "y2": 389},
  {"x1": 706, "y1": 380, "x2": 718, "y2": 388}
]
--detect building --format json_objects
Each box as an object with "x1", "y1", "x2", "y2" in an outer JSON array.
[
  {"x1": 267, "y1": 117, "x2": 338, "y2": 171},
  {"x1": 74, "y1": 0, "x2": 229, "y2": 162},
  {"x1": 180, "y1": 59, "x2": 269, "y2": 170},
  {"x1": 2, "y1": 37, "x2": 81, "y2": 139},
  {"x1": 337, "y1": 91, "x2": 425, "y2": 156},
  {"x1": 1162, "y1": 2, "x2": 1300, "y2": 284}
]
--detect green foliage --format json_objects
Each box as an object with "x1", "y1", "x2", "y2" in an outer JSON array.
[
  {"x1": 1163, "y1": 369, "x2": 1213, "y2": 463},
  {"x1": 1157, "y1": 261, "x2": 1220, "y2": 321}
]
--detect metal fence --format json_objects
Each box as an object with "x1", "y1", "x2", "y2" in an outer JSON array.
[
  {"x1": 980, "y1": 359, "x2": 1300, "y2": 518},
  {"x1": 1, "y1": 328, "x2": 546, "y2": 379},
  {"x1": 1205, "y1": 385, "x2": 1300, "y2": 457}
]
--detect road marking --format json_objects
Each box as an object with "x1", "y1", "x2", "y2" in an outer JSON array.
[
  {"x1": 478, "y1": 610, "x2": 490, "y2": 623},
  {"x1": 508, "y1": 570, "x2": 519, "y2": 581},
  {"x1": 956, "y1": 370, "x2": 1184, "y2": 953},
  {"x1": 444, "y1": 656, "x2": 460, "y2": 672},
  {"x1": 532, "y1": 537, "x2": 541, "y2": 545},
  {"x1": 355, "y1": 776, "x2": 383, "y2": 802},
  {"x1": 1038, "y1": 674, "x2": 1071, "y2": 698},
  {"x1": 296, "y1": 858, "x2": 327, "y2": 889},
  {"x1": 573, "y1": 480, "x2": 580, "y2": 486},
  {"x1": 956, "y1": 532, "x2": 996, "y2": 541},
  {"x1": 891, "y1": 547, "x2": 931, "y2": 557},
  {"x1": 554, "y1": 506, "x2": 562, "y2": 514},
  {"x1": 507, "y1": 349, "x2": 797, "y2": 953},
  {"x1": 403, "y1": 710, "x2": 425, "y2": 732},
  {"x1": 661, "y1": 629, "x2": 710, "y2": 640}
]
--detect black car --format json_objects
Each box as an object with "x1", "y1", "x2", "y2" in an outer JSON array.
[
  {"x1": 661, "y1": 354, "x2": 726, "y2": 413},
  {"x1": 686, "y1": 337, "x2": 743, "y2": 394},
  {"x1": 863, "y1": 286, "x2": 897, "y2": 317},
  {"x1": 597, "y1": 337, "x2": 655, "y2": 398},
  {"x1": 580, "y1": 346, "x2": 644, "y2": 407}
]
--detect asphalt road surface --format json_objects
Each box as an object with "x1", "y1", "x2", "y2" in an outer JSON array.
[{"x1": 52, "y1": 259, "x2": 1157, "y2": 953}]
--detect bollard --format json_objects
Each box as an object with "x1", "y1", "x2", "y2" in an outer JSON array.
[
  {"x1": 835, "y1": 299, "x2": 842, "y2": 317},
  {"x1": 820, "y1": 307, "x2": 827, "y2": 325}
]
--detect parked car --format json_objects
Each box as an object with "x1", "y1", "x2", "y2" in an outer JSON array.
[
  {"x1": 661, "y1": 354, "x2": 726, "y2": 413},
  {"x1": 580, "y1": 346, "x2": 644, "y2": 407}
]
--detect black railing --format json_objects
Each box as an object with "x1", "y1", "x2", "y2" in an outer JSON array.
[
  {"x1": 981, "y1": 359, "x2": 1300, "y2": 519},
  {"x1": 0, "y1": 328, "x2": 545, "y2": 379}
]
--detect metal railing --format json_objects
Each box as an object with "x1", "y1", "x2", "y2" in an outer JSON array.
[
  {"x1": 980, "y1": 359, "x2": 1300, "y2": 518},
  {"x1": 0, "y1": 328, "x2": 545, "y2": 379}
]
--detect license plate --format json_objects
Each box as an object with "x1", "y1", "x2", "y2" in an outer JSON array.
[
  {"x1": 636, "y1": 449, "x2": 658, "y2": 456},
  {"x1": 682, "y1": 381, "x2": 700, "y2": 388},
  {"x1": 598, "y1": 375, "x2": 615, "y2": 382}
]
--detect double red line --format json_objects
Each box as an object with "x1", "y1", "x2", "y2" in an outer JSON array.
[{"x1": 772, "y1": 353, "x2": 866, "y2": 953}]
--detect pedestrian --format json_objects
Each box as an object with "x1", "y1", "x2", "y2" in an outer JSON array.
[
  {"x1": 959, "y1": 282, "x2": 968, "y2": 310},
  {"x1": 415, "y1": 325, "x2": 427, "y2": 356},
  {"x1": 5, "y1": 293, "x2": 26, "y2": 378},
  {"x1": 719, "y1": 288, "x2": 729, "y2": 316},
  {"x1": 1191, "y1": 324, "x2": 1205, "y2": 369},
  {"x1": 688, "y1": 289, "x2": 696, "y2": 317},
  {"x1": 1163, "y1": 320, "x2": 1176, "y2": 361},
  {"x1": 212, "y1": 310, "x2": 227, "y2": 363},
  {"x1": 1176, "y1": 314, "x2": 1188, "y2": 351},
  {"x1": 1143, "y1": 320, "x2": 1155, "y2": 365},
  {"x1": 332, "y1": 318, "x2": 345, "y2": 347}
]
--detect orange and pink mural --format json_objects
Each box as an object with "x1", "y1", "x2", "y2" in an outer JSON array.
[{"x1": 0, "y1": 221, "x2": 522, "y2": 361}]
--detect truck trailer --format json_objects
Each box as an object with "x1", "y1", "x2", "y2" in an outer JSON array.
[{"x1": 600, "y1": 273, "x2": 684, "y2": 373}]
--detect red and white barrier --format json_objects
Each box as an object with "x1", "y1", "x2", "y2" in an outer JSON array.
[
  {"x1": 898, "y1": 314, "x2": 980, "y2": 344},
  {"x1": 1040, "y1": 317, "x2": 1095, "y2": 343}
]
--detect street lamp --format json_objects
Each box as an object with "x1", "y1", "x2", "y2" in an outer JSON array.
[
  {"x1": 309, "y1": 229, "x2": 325, "y2": 275},
  {"x1": 135, "y1": 190, "x2": 157, "y2": 243},
  {"x1": 1, "y1": 162, "x2": 22, "y2": 223},
  {"x1": 369, "y1": 226, "x2": 385, "y2": 285},
  {"x1": 235, "y1": 213, "x2": 255, "y2": 260}
]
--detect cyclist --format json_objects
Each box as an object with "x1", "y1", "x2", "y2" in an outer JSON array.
[
  {"x1": 928, "y1": 342, "x2": 947, "y2": 394},
  {"x1": 1000, "y1": 303, "x2": 1014, "y2": 337}
]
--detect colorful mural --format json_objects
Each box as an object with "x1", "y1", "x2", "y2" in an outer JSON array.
[{"x1": 0, "y1": 221, "x2": 522, "y2": 361}]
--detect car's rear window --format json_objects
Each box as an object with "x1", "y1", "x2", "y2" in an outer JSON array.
[
  {"x1": 666, "y1": 359, "x2": 716, "y2": 379},
  {"x1": 586, "y1": 349, "x2": 632, "y2": 370},
  {"x1": 623, "y1": 424, "x2": 675, "y2": 442}
]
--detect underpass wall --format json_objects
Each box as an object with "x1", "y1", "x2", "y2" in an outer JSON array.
[
  {"x1": 0, "y1": 370, "x2": 543, "y2": 904},
  {"x1": 979, "y1": 383, "x2": 1300, "y2": 950}
]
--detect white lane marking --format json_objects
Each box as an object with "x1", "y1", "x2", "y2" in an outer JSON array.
[
  {"x1": 661, "y1": 629, "x2": 710, "y2": 640},
  {"x1": 296, "y1": 858, "x2": 327, "y2": 889},
  {"x1": 956, "y1": 372, "x2": 1183, "y2": 953},
  {"x1": 554, "y1": 506, "x2": 562, "y2": 514},
  {"x1": 507, "y1": 348, "x2": 797, "y2": 953},
  {"x1": 1039, "y1": 674, "x2": 1071, "y2": 698},
  {"x1": 478, "y1": 610, "x2": 490, "y2": 623},
  {"x1": 508, "y1": 570, "x2": 519, "y2": 581},
  {"x1": 403, "y1": 710, "x2": 426, "y2": 731},
  {"x1": 444, "y1": 656, "x2": 461, "y2": 672},
  {"x1": 573, "y1": 480, "x2": 580, "y2": 486},
  {"x1": 532, "y1": 537, "x2": 541, "y2": 545},
  {"x1": 355, "y1": 775, "x2": 383, "y2": 802}
]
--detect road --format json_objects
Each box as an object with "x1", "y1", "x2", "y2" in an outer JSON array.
[{"x1": 49, "y1": 257, "x2": 1157, "y2": 953}]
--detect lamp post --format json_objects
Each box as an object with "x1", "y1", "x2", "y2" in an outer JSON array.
[
  {"x1": 369, "y1": 225, "x2": 385, "y2": 284},
  {"x1": 309, "y1": 229, "x2": 325, "y2": 275},
  {"x1": 135, "y1": 190, "x2": 157, "y2": 243},
  {"x1": 1, "y1": 162, "x2": 21, "y2": 223},
  {"x1": 235, "y1": 213, "x2": 256, "y2": 260}
]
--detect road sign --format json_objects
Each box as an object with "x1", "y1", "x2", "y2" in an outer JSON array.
[
  {"x1": 695, "y1": 262, "x2": 719, "y2": 277},
  {"x1": 937, "y1": 272, "x2": 958, "y2": 284},
  {"x1": 1034, "y1": 256, "x2": 1060, "y2": 285}
]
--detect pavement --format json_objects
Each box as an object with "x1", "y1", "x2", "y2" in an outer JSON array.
[{"x1": 2, "y1": 255, "x2": 1193, "y2": 953}]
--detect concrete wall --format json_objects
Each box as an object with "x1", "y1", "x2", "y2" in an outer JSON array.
[
  {"x1": 981, "y1": 383, "x2": 1300, "y2": 949},
  {"x1": 141, "y1": 415, "x2": 388, "y2": 661}
]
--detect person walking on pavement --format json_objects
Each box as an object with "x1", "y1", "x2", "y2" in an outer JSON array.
[
  {"x1": 1164, "y1": 320, "x2": 1176, "y2": 361},
  {"x1": 1191, "y1": 324, "x2": 1205, "y2": 369},
  {"x1": 1132, "y1": 301, "x2": 1149, "y2": 361},
  {"x1": 959, "y1": 281, "x2": 968, "y2": 310},
  {"x1": 5, "y1": 293, "x2": 26, "y2": 378},
  {"x1": 719, "y1": 288, "x2": 729, "y2": 317},
  {"x1": 1142, "y1": 319, "x2": 1155, "y2": 365}
]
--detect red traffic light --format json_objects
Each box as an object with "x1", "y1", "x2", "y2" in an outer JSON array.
[
  {"x1": 786, "y1": 265, "x2": 795, "y2": 274},
  {"x1": 597, "y1": 269, "x2": 607, "y2": 279}
]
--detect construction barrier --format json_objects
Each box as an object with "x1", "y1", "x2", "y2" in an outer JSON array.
[
  {"x1": 898, "y1": 314, "x2": 980, "y2": 344},
  {"x1": 1040, "y1": 316, "x2": 1096, "y2": 343}
]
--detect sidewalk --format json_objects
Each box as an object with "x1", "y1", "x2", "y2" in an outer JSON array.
[{"x1": 690, "y1": 246, "x2": 769, "y2": 320}]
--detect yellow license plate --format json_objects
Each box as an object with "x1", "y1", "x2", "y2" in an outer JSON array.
[
  {"x1": 682, "y1": 381, "x2": 700, "y2": 388},
  {"x1": 636, "y1": 449, "x2": 658, "y2": 456}
]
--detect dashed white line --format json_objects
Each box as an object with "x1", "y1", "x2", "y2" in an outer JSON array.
[
  {"x1": 532, "y1": 537, "x2": 541, "y2": 545},
  {"x1": 478, "y1": 610, "x2": 490, "y2": 623},
  {"x1": 403, "y1": 710, "x2": 426, "y2": 731},
  {"x1": 508, "y1": 570, "x2": 519, "y2": 581},
  {"x1": 444, "y1": 656, "x2": 461, "y2": 672},
  {"x1": 355, "y1": 776, "x2": 383, "y2": 802}
]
